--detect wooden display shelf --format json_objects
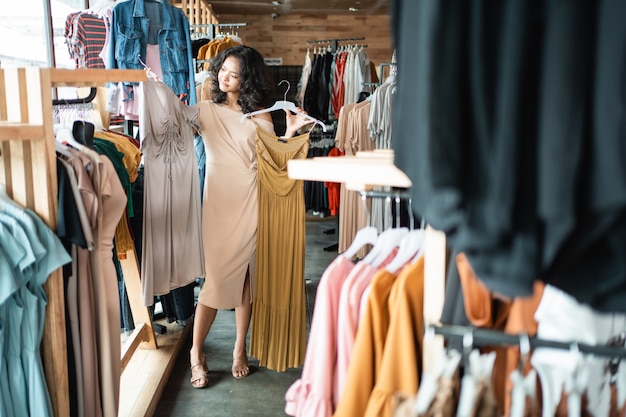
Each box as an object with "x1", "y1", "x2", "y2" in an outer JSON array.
[
  {"x1": 1, "y1": 67, "x2": 188, "y2": 417},
  {"x1": 119, "y1": 321, "x2": 191, "y2": 417}
]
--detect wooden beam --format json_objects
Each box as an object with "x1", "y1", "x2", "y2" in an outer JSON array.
[
  {"x1": 119, "y1": 246, "x2": 158, "y2": 350},
  {"x1": 121, "y1": 322, "x2": 149, "y2": 372},
  {"x1": 0, "y1": 124, "x2": 46, "y2": 141},
  {"x1": 49, "y1": 68, "x2": 147, "y2": 86}
]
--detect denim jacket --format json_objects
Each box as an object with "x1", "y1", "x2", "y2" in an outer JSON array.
[{"x1": 107, "y1": 0, "x2": 196, "y2": 105}]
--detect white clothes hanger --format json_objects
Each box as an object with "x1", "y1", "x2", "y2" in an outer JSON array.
[
  {"x1": 413, "y1": 349, "x2": 462, "y2": 415},
  {"x1": 240, "y1": 80, "x2": 327, "y2": 132},
  {"x1": 509, "y1": 333, "x2": 538, "y2": 417},
  {"x1": 509, "y1": 369, "x2": 538, "y2": 417},
  {"x1": 456, "y1": 350, "x2": 497, "y2": 417},
  {"x1": 138, "y1": 54, "x2": 161, "y2": 82},
  {"x1": 342, "y1": 193, "x2": 378, "y2": 260},
  {"x1": 55, "y1": 126, "x2": 86, "y2": 152},
  {"x1": 362, "y1": 226, "x2": 408, "y2": 267},
  {"x1": 55, "y1": 142, "x2": 74, "y2": 158},
  {"x1": 384, "y1": 229, "x2": 425, "y2": 274},
  {"x1": 342, "y1": 226, "x2": 378, "y2": 261}
]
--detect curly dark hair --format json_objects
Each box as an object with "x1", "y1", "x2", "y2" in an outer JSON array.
[{"x1": 208, "y1": 45, "x2": 274, "y2": 114}]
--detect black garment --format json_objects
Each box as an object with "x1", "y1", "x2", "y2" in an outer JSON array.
[
  {"x1": 56, "y1": 158, "x2": 82, "y2": 417},
  {"x1": 304, "y1": 143, "x2": 331, "y2": 212},
  {"x1": 303, "y1": 53, "x2": 323, "y2": 121},
  {"x1": 191, "y1": 38, "x2": 210, "y2": 59},
  {"x1": 317, "y1": 51, "x2": 334, "y2": 123},
  {"x1": 56, "y1": 158, "x2": 87, "y2": 249},
  {"x1": 303, "y1": 51, "x2": 334, "y2": 123},
  {"x1": 391, "y1": 0, "x2": 626, "y2": 312},
  {"x1": 440, "y1": 251, "x2": 471, "y2": 327}
]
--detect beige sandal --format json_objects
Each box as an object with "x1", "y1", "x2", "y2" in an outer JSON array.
[
  {"x1": 190, "y1": 361, "x2": 209, "y2": 388},
  {"x1": 231, "y1": 356, "x2": 250, "y2": 379}
]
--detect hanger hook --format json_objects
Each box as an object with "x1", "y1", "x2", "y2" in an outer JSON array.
[
  {"x1": 424, "y1": 325, "x2": 435, "y2": 342},
  {"x1": 407, "y1": 196, "x2": 415, "y2": 230},
  {"x1": 518, "y1": 332, "x2": 531, "y2": 373},
  {"x1": 361, "y1": 193, "x2": 371, "y2": 227},
  {"x1": 278, "y1": 80, "x2": 290, "y2": 101},
  {"x1": 462, "y1": 329, "x2": 474, "y2": 370},
  {"x1": 463, "y1": 329, "x2": 474, "y2": 354},
  {"x1": 395, "y1": 195, "x2": 401, "y2": 229}
]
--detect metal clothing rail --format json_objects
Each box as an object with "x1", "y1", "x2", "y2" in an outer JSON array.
[
  {"x1": 306, "y1": 36, "x2": 365, "y2": 44},
  {"x1": 306, "y1": 37, "x2": 366, "y2": 52},
  {"x1": 52, "y1": 87, "x2": 97, "y2": 106},
  {"x1": 430, "y1": 324, "x2": 626, "y2": 359},
  {"x1": 190, "y1": 22, "x2": 247, "y2": 39},
  {"x1": 358, "y1": 188, "x2": 411, "y2": 200},
  {"x1": 189, "y1": 22, "x2": 248, "y2": 28}
]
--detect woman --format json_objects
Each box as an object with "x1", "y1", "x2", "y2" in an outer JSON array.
[{"x1": 189, "y1": 45, "x2": 312, "y2": 388}]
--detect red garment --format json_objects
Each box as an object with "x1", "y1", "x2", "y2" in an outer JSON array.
[
  {"x1": 331, "y1": 52, "x2": 348, "y2": 119},
  {"x1": 324, "y1": 147, "x2": 345, "y2": 216}
]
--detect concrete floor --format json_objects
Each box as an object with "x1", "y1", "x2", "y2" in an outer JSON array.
[{"x1": 154, "y1": 214, "x2": 339, "y2": 417}]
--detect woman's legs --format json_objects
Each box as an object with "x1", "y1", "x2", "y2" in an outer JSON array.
[
  {"x1": 189, "y1": 303, "x2": 217, "y2": 387},
  {"x1": 232, "y1": 272, "x2": 252, "y2": 378}
]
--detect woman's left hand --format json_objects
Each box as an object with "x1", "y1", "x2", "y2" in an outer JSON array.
[{"x1": 284, "y1": 108, "x2": 314, "y2": 137}]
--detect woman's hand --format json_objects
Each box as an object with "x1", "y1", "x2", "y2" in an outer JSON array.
[{"x1": 283, "y1": 107, "x2": 315, "y2": 137}]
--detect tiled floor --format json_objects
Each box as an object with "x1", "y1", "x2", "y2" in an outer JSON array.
[{"x1": 153, "y1": 214, "x2": 339, "y2": 417}]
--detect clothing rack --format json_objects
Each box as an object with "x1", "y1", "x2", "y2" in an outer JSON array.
[
  {"x1": 192, "y1": 22, "x2": 248, "y2": 67},
  {"x1": 430, "y1": 324, "x2": 626, "y2": 359},
  {"x1": 0, "y1": 68, "x2": 184, "y2": 417},
  {"x1": 306, "y1": 36, "x2": 366, "y2": 53},
  {"x1": 190, "y1": 22, "x2": 247, "y2": 39}
]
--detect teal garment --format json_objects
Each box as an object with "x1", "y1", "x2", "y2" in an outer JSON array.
[
  {"x1": 0, "y1": 225, "x2": 22, "y2": 305},
  {"x1": 0, "y1": 213, "x2": 38, "y2": 273},
  {"x1": 6, "y1": 293, "x2": 27, "y2": 416},
  {"x1": 0, "y1": 228, "x2": 23, "y2": 416},
  {"x1": 21, "y1": 208, "x2": 71, "y2": 417},
  {"x1": 0, "y1": 308, "x2": 8, "y2": 417},
  {"x1": 0, "y1": 201, "x2": 71, "y2": 417},
  {"x1": 20, "y1": 285, "x2": 53, "y2": 417},
  {"x1": 0, "y1": 248, "x2": 18, "y2": 417},
  {"x1": 0, "y1": 215, "x2": 33, "y2": 417}
]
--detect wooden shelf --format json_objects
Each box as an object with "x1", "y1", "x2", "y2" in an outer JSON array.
[{"x1": 1, "y1": 67, "x2": 176, "y2": 417}]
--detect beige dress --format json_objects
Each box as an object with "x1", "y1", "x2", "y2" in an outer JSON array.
[
  {"x1": 140, "y1": 80, "x2": 205, "y2": 306},
  {"x1": 250, "y1": 127, "x2": 310, "y2": 372},
  {"x1": 195, "y1": 101, "x2": 274, "y2": 309}
]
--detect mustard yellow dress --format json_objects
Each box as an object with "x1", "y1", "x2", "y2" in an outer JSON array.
[{"x1": 250, "y1": 127, "x2": 310, "y2": 372}]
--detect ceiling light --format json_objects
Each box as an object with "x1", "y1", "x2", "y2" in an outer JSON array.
[
  {"x1": 348, "y1": 7, "x2": 359, "y2": 12},
  {"x1": 271, "y1": 1, "x2": 281, "y2": 5}
]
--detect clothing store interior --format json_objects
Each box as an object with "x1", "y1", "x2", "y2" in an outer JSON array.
[{"x1": 2, "y1": 0, "x2": 626, "y2": 416}]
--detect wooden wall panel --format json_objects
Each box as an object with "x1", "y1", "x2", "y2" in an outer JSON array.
[{"x1": 214, "y1": 13, "x2": 393, "y2": 67}]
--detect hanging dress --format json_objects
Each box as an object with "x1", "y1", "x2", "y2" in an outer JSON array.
[
  {"x1": 249, "y1": 126, "x2": 310, "y2": 372},
  {"x1": 139, "y1": 79, "x2": 205, "y2": 306}
]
